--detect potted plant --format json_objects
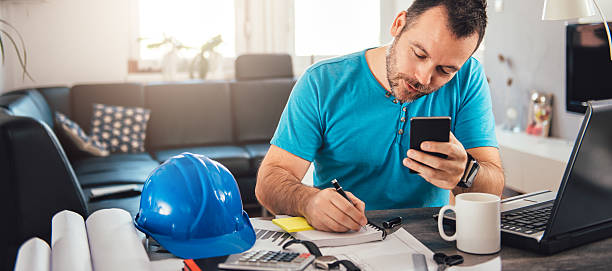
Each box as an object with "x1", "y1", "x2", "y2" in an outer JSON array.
[
  {"x1": 145, "y1": 34, "x2": 191, "y2": 80},
  {"x1": 0, "y1": 19, "x2": 34, "y2": 82},
  {"x1": 189, "y1": 35, "x2": 222, "y2": 79}
]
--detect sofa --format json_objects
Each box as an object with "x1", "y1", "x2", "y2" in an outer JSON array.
[{"x1": 0, "y1": 54, "x2": 295, "y2": 270}]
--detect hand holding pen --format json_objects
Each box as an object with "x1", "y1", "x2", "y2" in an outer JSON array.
[
  {"x1": 331, "y1": 179, "x2": 367, "y2": 231},
  {"x1": 301, "y1": 179, "x2": 367, "y2": 232}
]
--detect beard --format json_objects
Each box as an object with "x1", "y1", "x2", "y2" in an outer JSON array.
[{"x1": 385, "y1": 39, "x2": 438, "y2": 103}]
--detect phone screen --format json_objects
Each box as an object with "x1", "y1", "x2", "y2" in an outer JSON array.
[{"x1": 409, "y1": 116, "x2": 451, "y2": 173}]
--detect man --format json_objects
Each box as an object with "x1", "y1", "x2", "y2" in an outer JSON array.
[{"x1": 256, "y1": 0, "x2": 504, "y2": 233}]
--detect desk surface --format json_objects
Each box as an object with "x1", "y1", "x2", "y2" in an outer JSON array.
[{"x1": 368, "y1": 207, "x2": 610, "y2": 270}]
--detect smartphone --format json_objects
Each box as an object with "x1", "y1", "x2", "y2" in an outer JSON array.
[{"x1": 409, "y1": 116, "x2": 451, "y2": 173}]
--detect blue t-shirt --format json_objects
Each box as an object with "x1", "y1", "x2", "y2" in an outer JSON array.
[{"x1": 271, "y1": 50, "x2": 497, "y2": 210}]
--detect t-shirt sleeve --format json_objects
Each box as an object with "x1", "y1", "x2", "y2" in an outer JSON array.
[
  {"x1": 454, "y1": 59, "x2": 498, "y2": 149},
  {"x1": 270, "y1": 69, "x2": 323, "y2": 161}
]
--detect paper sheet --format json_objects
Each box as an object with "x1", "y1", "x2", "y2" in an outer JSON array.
[
  {"x1": 448, "y1": 256, "x2": 501, "y2": 271},
  {"x1": 253, "y1": 226, "x2": 437, "y2": 271},
  {"x1": 249, "y1": 219, "x2": 437, "y2": 270},
  {"x1": 89, "y1": 184, "x2": 140, "y2": 198},
  {"x1": 51, "y1": 210, "x2": 93, "y2": 271},
  {"x1": 250, "y1": 218, "x2": 284, "y2": 232},
  {"x1": 86, "y1": 208, "x2": 151, "y2": 271},
  {"x1": 150, "y1": 258, "x2": 184, "y2": 271},
  {"x1": 319, "y1": 228, "x2": 437, "y2": 271},
  {"x1": 249, "y1": 219, "x2": 295, "y2": 251},
  {"x1": 14, "y1": 237, "x2": 50, "y2": 271},
  {"x1": 293, "y1": 223, "x2": 384, "y2": 247}
]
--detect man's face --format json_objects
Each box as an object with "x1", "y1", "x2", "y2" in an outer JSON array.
[{"x1": 386, "y1": 6, "x2": 479, "y2": 103}]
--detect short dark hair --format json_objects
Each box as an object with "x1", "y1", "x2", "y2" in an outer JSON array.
[{"x1": 402, "y1": 0, "x2": 488, "y2": 50}]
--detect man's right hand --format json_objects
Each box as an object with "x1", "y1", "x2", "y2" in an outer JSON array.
[{"x1": 302, "y1": 188, "x2": 367, "y2": 232}]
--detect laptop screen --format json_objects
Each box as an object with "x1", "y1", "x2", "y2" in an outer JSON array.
[{"x1": 547, "y1": 99, "x2": 612, "y2": 238}]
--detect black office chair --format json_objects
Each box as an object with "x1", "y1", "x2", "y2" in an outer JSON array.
[{"x1": 0, "y1": 115, "x2": 88, "y2": 270}]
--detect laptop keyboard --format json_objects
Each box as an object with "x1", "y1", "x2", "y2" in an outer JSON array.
[{"x1": 501, "y1": 203, "x2": 553, "y2": 235}]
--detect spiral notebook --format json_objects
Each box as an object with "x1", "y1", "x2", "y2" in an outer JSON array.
[{"x1": 291, "y1": 222, "x2": 387, "y2": 247}]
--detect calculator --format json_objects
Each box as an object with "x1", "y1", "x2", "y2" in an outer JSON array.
[{"x1": 217, "y1": 250, "x2": 315, "y2": 271}]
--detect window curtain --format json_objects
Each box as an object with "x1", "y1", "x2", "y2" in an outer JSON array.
[{"x1": 235, "y1": 0, "x2": 295, "y2": 55}]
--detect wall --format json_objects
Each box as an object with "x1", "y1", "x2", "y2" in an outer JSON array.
[
  {"x1": 485, "y1": 0, "x2": 612, "y2": 141},
  {"x1": 380, "y1": 0, "x2": 414, "y2": 45},
  {"x1": 0, "y1": 0, "x2": 386, "y2": 91},
  {"x1": 0, "y1": 0, "x2": 135, "y2": 93}
]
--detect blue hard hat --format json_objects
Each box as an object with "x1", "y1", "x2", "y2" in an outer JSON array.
[{"x1": 134, "y1": 152, "x2": 256, "y2": 259}]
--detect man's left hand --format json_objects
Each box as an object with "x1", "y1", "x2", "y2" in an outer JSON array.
[{"x1": 402, "y1": 132, "x2": 468, "y2": 190}]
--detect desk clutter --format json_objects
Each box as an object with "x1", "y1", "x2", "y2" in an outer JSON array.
[
  {"x1": 13, "y1": 208, "x2": 502, "y2": 271},
  {"x1": 243, "y1": 218, "x2": 437, "y2": 270}
]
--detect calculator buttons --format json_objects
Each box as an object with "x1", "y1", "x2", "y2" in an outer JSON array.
[{"x1": 218, "y1": 250, "x2": 315, "y2": 271}]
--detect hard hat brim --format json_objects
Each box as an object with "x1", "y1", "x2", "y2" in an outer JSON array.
[{"x1": 135, "y1": 210, "x2": 256, "y2": 259}]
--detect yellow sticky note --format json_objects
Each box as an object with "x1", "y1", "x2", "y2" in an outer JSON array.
[{"x1": 272, "y1": 217, "x2": 314, "y2": 232}]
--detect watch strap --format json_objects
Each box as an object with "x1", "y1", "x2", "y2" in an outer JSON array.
[
  {"x1": 329, "y1": 259, "x2": 361, "y2": 271},
  {"x1": 458, "y1": 152, "x2": 477, "y2": 188},
  {"x1": 282, "y1": 239, "x2": 322, "y2": 257}
]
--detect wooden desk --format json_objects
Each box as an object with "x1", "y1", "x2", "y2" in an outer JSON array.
[{"x1": 367, "y1": 208, "x2": 610, "y2": 270}]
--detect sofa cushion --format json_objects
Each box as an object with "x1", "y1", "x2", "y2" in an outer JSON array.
[
  {"x1": 0, "y1": 94, "x2": 24, "y2": 111},
  {"x1": 55, "y1": 111, "x2": 108, "y2": 157},
  {"x1": 37, "y1": 86, "x2": 72, "y2": 118},
  {"x1": 77, "y1": 168, "x2": 157, "y2": 188},
  {"x1": 244, "y1": 143, "x2": 270, "y2": 170},
  {"x1": 72, "y1": 153, "x2": 158, "y2": 188},
  {"x1": 72, "y1": 153, "x2": 158, "y2": 175},
  {"x1": 71, "y1": 83, "x2": 145, "y2": 132},
  {"x1": 0, "y1": 90, "x2": 54, "y2": 128},
  {"x1": 155, "y1": 146, "x2": 251, "y2": 177},
  {"x1": 235, "y1": 54, "x2": 293, "y2": 81},
  {"x1": 230, "y1": 78, "x2": 294, "y2": 143},
  {"x1": 90, "y1": 103, "x2": 150, "y2": 153},
  {"x1": 145, "y1": 82, "x2": 233, "y2": 150},
  {"x1": 236, "y1": 177, "x2": 258, "y2": 209}
]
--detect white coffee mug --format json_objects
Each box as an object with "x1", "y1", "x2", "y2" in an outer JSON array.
[{"x1": 437, "y1": 192, "x2": 501, "y2": 254}]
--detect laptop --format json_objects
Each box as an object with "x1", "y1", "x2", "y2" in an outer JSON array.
[{"x1": 440, "y1": 99, "x2": 612, "y2": 254}]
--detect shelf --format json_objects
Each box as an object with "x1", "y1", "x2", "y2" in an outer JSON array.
[
  {"x1": 496, "y1": 128, "x2": 574, "y2": 193},
  {"x1": 496, "y1": 128, "x2": 574, "y2": 163}
]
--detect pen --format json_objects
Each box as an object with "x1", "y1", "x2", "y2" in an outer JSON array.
[{"x1": 331, "y1": 179, "x2": 367, "y2": 231}]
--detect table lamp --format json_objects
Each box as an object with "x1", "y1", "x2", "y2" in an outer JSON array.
[{"x1": 542, "y1": 0, "x2": 612, "y2": 60}]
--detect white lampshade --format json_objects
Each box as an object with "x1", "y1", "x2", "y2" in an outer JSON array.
[{"x1": 542, "y1": 0, "x2": 595, "y2": 20}]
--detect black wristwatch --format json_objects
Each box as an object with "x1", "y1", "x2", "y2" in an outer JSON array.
[
  {"x1": 457, "y1": 152, "x2": 479, "y2": 188},
  {"x1": 283, "y1": 240, "x2": 361, "y2": 271},
  {"x1": 314, "y1": 255, "x2": 361, "y2": 271}
]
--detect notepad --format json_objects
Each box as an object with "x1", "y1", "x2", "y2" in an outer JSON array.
[
  {"x1": 272, "y1": 217, "x2": 314, "y2": 232},
  {"x1": 293, "y1": 223, "x2": 386, "y2": 247}
]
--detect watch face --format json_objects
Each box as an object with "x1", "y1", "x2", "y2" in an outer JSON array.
[
  {"x1": 465, "y1": 160, "x2": 479, "y2": 187},
  {"x1": 314, "y1": 255, "x2": 338, "y2": 269}
]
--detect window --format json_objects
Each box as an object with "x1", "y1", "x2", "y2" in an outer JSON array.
[
  {"x1": 139, "y1": 0, "x2": 235, "y2": 60},
  {"x1": 294, "y1": 0, "x2": 380, "y2": 56}
]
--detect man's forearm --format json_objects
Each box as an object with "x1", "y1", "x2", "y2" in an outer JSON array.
[
  {"x1": 452, "y1": 161, "x2": 505, "y2": 197},
  {"x1": 255, "y1": 164, "x2": 319, "y2": 216}
]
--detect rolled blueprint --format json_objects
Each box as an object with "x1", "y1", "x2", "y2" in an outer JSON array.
[
  {"x1": 86, "y1": 208, "x2": 151, "y2": 271},
  {"x1": 14, "y1": 237, "x2": 50, "y2": 271},
  {"x1": 51, "y1": 210, "x2": 93, "y2": 271}
]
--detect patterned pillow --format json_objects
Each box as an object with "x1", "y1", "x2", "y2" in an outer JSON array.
[
  {"x1": 55, "y1": 112, "x2": 109, "y2": 157},
  {"x1": 90, "y1": 104, "x2": 151, "y2": 153}
]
